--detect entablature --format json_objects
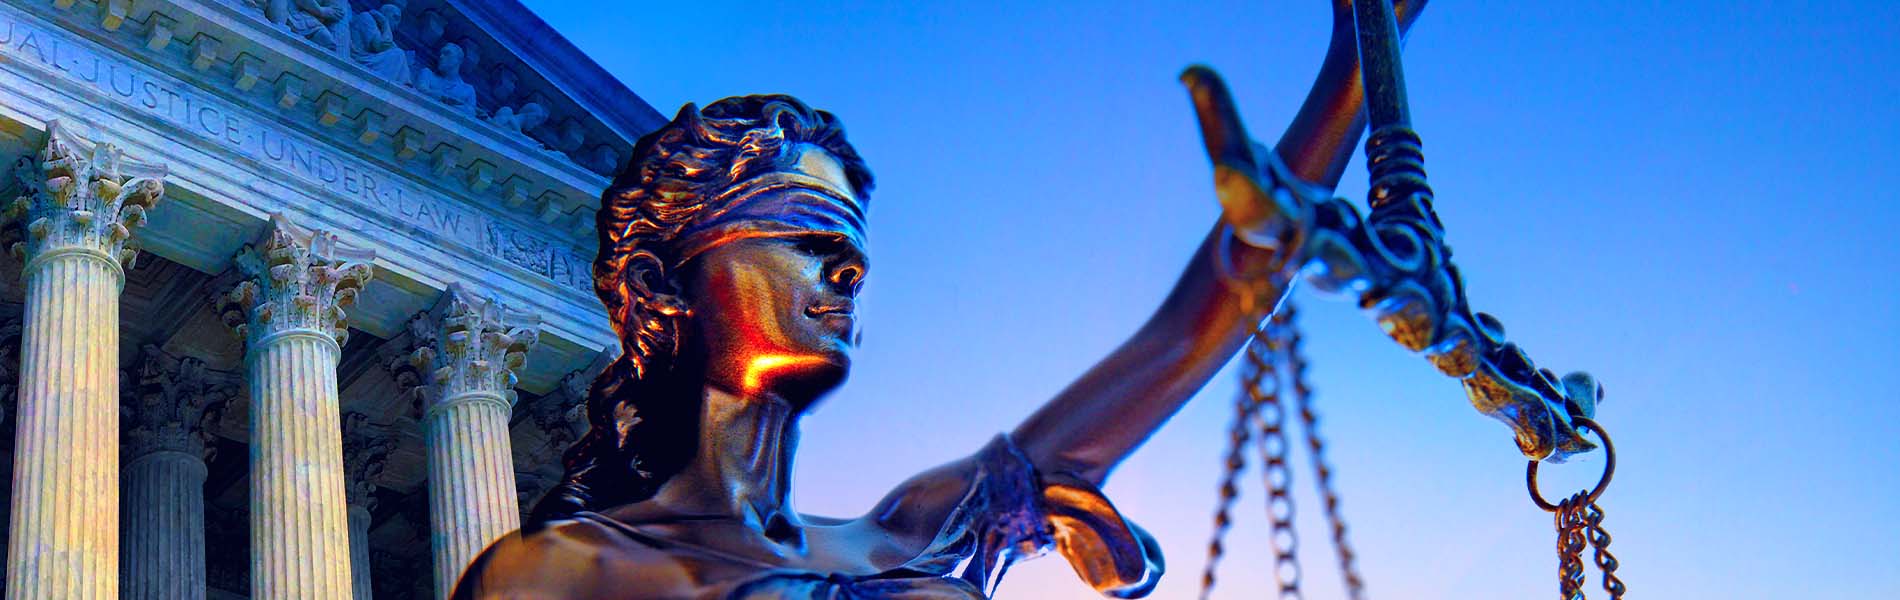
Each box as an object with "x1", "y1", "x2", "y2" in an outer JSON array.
[
  {"x1": 17, "y1": 0, "x2": 664, "y2": 245},
  {"x1": 0, "y1": 0, "x2": 636, "y2": 391}
]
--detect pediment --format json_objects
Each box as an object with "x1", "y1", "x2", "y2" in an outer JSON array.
[
  {"x1": 48, "y1": 0, "x2": 664, "y2": 237},
  {"x1": 0, "y1": 0, "x2": 658, "y2": 387}
]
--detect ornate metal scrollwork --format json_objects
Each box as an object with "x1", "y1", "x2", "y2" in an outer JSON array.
[{"x1": 1209, "y1": 0, "x2": 1604, "y2": 461}]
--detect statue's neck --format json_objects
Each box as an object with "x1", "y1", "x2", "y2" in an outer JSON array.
[{"x1": 650, "y1": 386, "x2": 801, "y2": 536}]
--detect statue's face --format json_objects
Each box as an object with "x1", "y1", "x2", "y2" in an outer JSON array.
[
  {"x1": 439, "y1": 45, "x2": 463, "y2": 72},
  {"x1": 522, "y1": 103, "x2": 549, "y2": 128},
  {"x1": 683, "y1": 150, "x2": 866, "y2": 406}
]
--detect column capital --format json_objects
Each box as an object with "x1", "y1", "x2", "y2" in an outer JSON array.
[
  {"x1": 412, "y1": 282, "x2": 540, "y2": 415},
  {"x1": 6, "y1": 121, "x2": 166, "y2": 276},
  {"x1": 216, "y1": 213, "x2": 375, "y2": 348},
  {"x1": 122, "y1": 345, "x2": 235, "y2": 460},
  {"x1": 341, "y1": 412, "x2": 398, "y2": 511},
  {"x1": 526, "y1": 369, "x2": 589, "y2": 450}
]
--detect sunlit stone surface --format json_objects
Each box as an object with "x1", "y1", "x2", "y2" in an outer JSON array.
[
  {"x1": 412, "y1": 285, "x2": 539, "y2": 598},
  {"x1": 0, "y1": 0, "x2": 656, "y2": 596},
  {"x1": 220, "y1": 216, "x2": 374, "y2": 599},
  {"x1": 5, "y1": 124, "x2": 164, "y2": 600}
]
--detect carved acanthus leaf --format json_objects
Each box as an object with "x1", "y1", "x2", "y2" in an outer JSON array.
[
  {"x1": 342, "y1": 411, "x2": 399, "y2": 510},
  {"x1": 122, "y1": 345, "x2": 237, "y2": 458},
  {"x1": 412, "y1": 283, "x2": 539, "y2": 411},
  {"x1": 218, "y1": 214, "x2": 375, "y2": 346},
  {"x1": 7, "y1": 122, "x2": 166, "y2": 268}
]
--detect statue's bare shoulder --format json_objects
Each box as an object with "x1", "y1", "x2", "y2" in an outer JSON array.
[{"x1": 856, "y1": 455, "x2": 981, "y2": 547}]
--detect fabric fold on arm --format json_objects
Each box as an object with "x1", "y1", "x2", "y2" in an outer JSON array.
[{"x1": 941, "y1": 434, "x2": 1164, "y2": 598}]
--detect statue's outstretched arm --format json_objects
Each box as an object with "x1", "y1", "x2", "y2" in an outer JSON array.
[{"x1": 1011, "y1": 0, "x2": 1424, "y2": 485}]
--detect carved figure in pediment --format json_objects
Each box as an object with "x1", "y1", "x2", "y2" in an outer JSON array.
[
  {"x1": 350, "y1": 0, "x2": 410, "y2": 84},
  {"x1": 489, "y1": 102, "x2": 548, "y2": 137},
  {"x1": 582, "y1": 144, "x2": 623, "y2": 175},
  {"x1": 414, "y1": 43, "x2": 481, "y2": 117},
  {"x1": 238, "y1": 0, "x2": 284, "y2": 23},
  {"x1": 286, "y1": 0, "x2": 350, "y2": 52}
]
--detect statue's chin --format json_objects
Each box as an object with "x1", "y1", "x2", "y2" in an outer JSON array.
[{"x1": 780, "y1": 357, "x2": 849, "y2": 412}]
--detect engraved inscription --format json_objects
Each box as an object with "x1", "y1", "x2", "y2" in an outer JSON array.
[{"x1": 0, "y1": 11, "x2": 592, "y2": 292}]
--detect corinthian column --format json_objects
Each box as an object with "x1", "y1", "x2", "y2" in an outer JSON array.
[
  {"x1": 217, "y1": 214, "x2": 374, "y2": 600},
  {"x1": 4, "y1": 123, "x2": 165, "y2": 600},
  {"x1": 413, "y1": 283, "x2": 539, "y2": 598},
  {"x1": 121, "y1": 347, "x2": 230, "y2": 600},
  {"x1": 342, "y1": 412, "x2": 396, "y2": 600}
]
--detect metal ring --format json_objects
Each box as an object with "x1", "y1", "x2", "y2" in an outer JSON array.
[{"x1": 1526, "y1": 417, "x2": 1614, "y2": 512}]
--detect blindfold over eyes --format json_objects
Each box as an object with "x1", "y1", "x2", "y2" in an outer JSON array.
[{"x1": 671, "y1": 171, "x2": 867, "y2": 268}]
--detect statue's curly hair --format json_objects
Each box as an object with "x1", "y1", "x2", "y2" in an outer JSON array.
[{"x1": 528, "y1": 95, "x2": 873, "y2": 524}]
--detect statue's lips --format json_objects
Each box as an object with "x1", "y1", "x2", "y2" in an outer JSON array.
[{"x1": 806, "y1": 301, "x2": 856, "y2": 337}]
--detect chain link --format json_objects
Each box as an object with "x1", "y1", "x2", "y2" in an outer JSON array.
[
  {"x1": 1556, "y1": 493, "x2": 1589, "y2": 600},
  {"x1": 1533, "y1": 418, "x2": 1626, "y2": 600},
  {"x1": 1583, "y1": 502, "x2": 1625, "y2": 599},
  {"x1": 1199, "y1": 382, "x2": 1258, "y2": 599},
  {"x1": 1245, "y1": 315, "x2": 1303, "y2": 599},
  {"x1": 1280, "y1": 304, "x2": 1367, "y2": 600}
]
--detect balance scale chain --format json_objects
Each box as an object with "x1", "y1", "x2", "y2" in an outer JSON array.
[
  {"x1": 1557, "y1": 493, "x2": 1590, "y2": 600},
  {"x1": 1246, "y1": 313, "x2": 1302, "y2": 599},
  {"x1": 1198, "y1": 372, "x2": 1260, "y2": 599},
  {"x1": 1281, "y1": 304, "x2": 1368, "y2": 600},
  {"x1": 1584, "y1": 502, "x2": 1625, "y2": 599}
]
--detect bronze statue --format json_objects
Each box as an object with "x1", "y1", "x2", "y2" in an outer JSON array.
[{"x1": 451, "y1": 2, "x2": 1456, "y2": 598}]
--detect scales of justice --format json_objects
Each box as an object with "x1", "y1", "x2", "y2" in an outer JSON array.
[{"x1": 455, "y1": 0, "x2": 1625, "y2": 598}]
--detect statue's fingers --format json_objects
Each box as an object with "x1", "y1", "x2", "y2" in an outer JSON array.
[{"x1": 1180, "y1": 65, "x2": 1256, "y2": 173}]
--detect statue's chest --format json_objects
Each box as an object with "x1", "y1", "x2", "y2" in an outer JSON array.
[{"x1": 599, "y1": 520, "x2": 985, "y2": 599}]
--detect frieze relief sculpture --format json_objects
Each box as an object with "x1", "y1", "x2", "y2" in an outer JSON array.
[
  {"x1": 488, "y1": 102, "x2": 548, "y2": 138},
  {"x1": 233, "y1": 0, "x2": 625, "y2": 176},
  {"x1": 415, "y1": 42, "x2": 481, "y2": 117},
  {"x1": 288, "y1": 0, "x2": 351, "y2": 53},
  {"x1": 350, "y1": 0, "x2": 410, "y2": 83},
  {"x1": 238, "y1": 0, "x2": 348, "y2": 53},
  {"x1": 580, "y1": 143, "x2": 622, "y2": 176}
]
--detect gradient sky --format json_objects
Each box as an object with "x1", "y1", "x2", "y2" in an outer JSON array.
[{"x1": 518, "y1": 1, "x2": 1900, "y2": 598}]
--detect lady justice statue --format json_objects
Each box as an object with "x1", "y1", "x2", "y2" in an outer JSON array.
[{"x1": 446, "y1": 1, "x2": 1595, "y2": 597}]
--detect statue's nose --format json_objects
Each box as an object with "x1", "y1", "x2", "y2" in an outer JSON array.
[{"x1": 825, "y1": 260, "x2": 865, "y2": 298}]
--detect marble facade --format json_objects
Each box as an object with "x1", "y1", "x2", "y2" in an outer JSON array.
[{"x1": 0, "y1": 0, "x2": 662, "y2": 598}]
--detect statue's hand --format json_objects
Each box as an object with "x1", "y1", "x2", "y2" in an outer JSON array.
[{"x1": 1181, "y1": 67, "x2": 1323, "y2": 275}]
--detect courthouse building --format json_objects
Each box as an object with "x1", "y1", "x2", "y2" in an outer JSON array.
[{"x1": 0, "y1": 0, "x2": 662, "y2": 597}]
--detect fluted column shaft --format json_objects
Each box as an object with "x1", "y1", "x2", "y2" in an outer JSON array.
[
  {"x1": 8, "y1": 252, "x2": 122, "y2": 600},
  {"x1": 347, "y1": 506, "x2": 373, "y2": 600},
  {"x1": 220, "y1": 213, "x2": 374, "y2": 600},
  {"x1": 343, "y1": 411, "x2": 393, "y2": 600},
  {"x1": 121, "y1": 450, "x2": 207, "y2": 600},
  {"x1": 248, "y1": 331, "x2": 352, "y2": 598},
  {"x1": 414, "y1": 283, "x2": 539, "y2": 598},
  {"x1": 121, "y1": 347, "x2": 225, "y2": 600},
  {"x1": 6, "y1": 124, "x2": 166, "y2": 600},
  {"x1": 426, "y1": 393, "x2": 518, "y2": 597}
]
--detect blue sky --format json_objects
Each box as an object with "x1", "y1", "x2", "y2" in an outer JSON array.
[{"x1": 520, "y1": 1, "x2": 1900, "y2": 597}]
